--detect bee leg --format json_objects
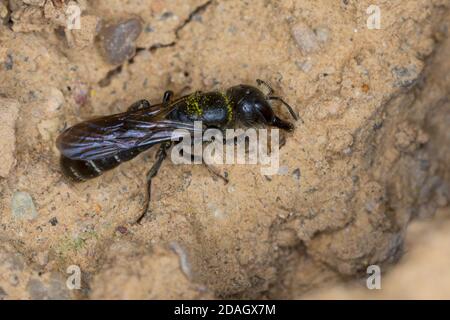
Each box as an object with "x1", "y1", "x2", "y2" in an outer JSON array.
[
  {"x1": 279, "y1": 133, "x2": 287, "y2": 149},
  {"x1": 268, "y1": 96, "x2": 302, "y2": 122},
  {"x1": 135, "y1": 142, "x2": 171, "y2": 224},
  {"x1": 202, "y1": 161, "x2": 229, "y2": 184},
  {"x1": 162, "y1": 90, "x2": 174, "y2": 103},
  {"x1": 60, "y1": 121, "x2": 67, "y2": 133},
  {"x1": 128, "y1": 99, "x2": 151, "y2": 112}
]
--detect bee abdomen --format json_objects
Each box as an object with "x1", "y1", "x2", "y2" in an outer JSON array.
[
  {"x1": 60, "y1": 149, "x2": 141, "y2": 181},
  {"x1": 60, "y1": 157, "x2": 111, "y2": 181}
]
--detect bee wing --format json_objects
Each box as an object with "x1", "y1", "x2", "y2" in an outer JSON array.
[{"x1": 57, "y1": 112, "x2": 202, "y2": 160}]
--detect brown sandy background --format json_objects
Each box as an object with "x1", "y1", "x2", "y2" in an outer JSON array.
[{"x1": 0, "y1": 0, "x2": 449, "y2": 299}]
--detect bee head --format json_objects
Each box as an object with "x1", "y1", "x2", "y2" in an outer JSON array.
[{"x1": 226, "y1": 84, "x2": 297, "y2": 131}]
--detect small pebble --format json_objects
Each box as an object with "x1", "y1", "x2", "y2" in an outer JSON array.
[
  {"x1": 314, "y1": 96, "x2": 347, "y2": 120},
  {"x1": 160, "y1": 11, "x2": 174, "y2": 20},
  {"x1": 99, "y1": 18, "x2": 143, "y2": 65},
  {"x1": 296, "y1": 59, "x2": 313, "y2": 73},
  {"x1": 49, "y1": 217, "x2": 58, "y2": 226},
  {"x1": 44, "y1": 87, "x2": 65, "y2": 113},
  {"x1": 292, "y1": 168, "x2": 301, "y2": 180},
  {"x1": 327, "y1": 128, "x2": 354, "y2": 154},
  {"x1": 292, "y1": 23, "x2": 319, "y2": 54},
  {"x1": 170, "y1": 242, "x2": 192, "y2": 278},
  {"x1": 12, "y1": 192, "x2": 38, "y2": 221},
  {"x1": 35, "y1": 251, "x2": 49, "y2": 266},
  {"x1": 0, "y1": 287, "x2": 7, "y2": 300},
  {"x1": 9, "y1": 274, "x2": 19, "y2": 286},
  {"x1": 314, "y1": 26, "x2": 329, "y2": 43},
  {"x1": 5, "y1": 54, "x2": 13, "y2": 70},
  {"x1": 26, "y1": 279, "x2": 47, "y2": 300},
  {"x1": 72, "y1": 82, "x2": 90, "y2": 106},
  {"x1": 26, "y1": 273, "x2": 70, "y2": 300},
  {"x1": 392, "y1": 65, "x2": 419, "y2": 88},
  {"x1": 116, "y1": 226, "x2": 128, "y2": 234}
]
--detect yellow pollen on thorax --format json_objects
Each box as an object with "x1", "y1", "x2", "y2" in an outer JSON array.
[{"x1": 186, "y1": 92, "x2": 203, "y2": 116}]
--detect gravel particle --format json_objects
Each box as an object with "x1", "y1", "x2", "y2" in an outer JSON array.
[
  {"x1": 12, "y1": 192, "x2": 38, "y2": 221},
  {"x1": 36, "y1": 251, "x2": 49, "y2": 266},
  {"x1": 44, "y1": 87, "x2": 65, "y2": 114},
  {"x1": 327, "y1": 128, "x2": 354, "y2": 154},
  {"x1": 5, "y1": 54, "x2": 13, "y2": 70},
  {"x1": 292, "y1": 23, "x2": 319, "y2": 54},
  {"x1": 49, "y1": 217, "x2": 58, "y2": 226},
  {"x1": 48, "y1": 273, "x2": 71, "y2": 300},
  {"x1": 314, "y1": 97, "x2": 348, "y2": 120},
  {"x1": 291, "y1": 23, "x2": 330, "y2": 54},
  {"x1": 296, "y1": 58, "x2": 313, "y2": 73},
  {"x1": 160, "y1": 11, "x2": 174, "y2": 20},
  {"x1": 66, "y1": 15, "x2": 100, "y2": 48},
  {"x1": 26, "y1": 279, "x2": 47, "y2": 300},
  {"x1": 0, "y1": 287, "x2": 7, "y2": 300},
  {"x1": 26, "y1": 273, "x2": 71, "y2": 300},
  {"x1": 292, "y1": 168, "x2": 301, "y2": 180},
  {"x1": 116, "y1": 226, "x2": 128, "y2": 234},
  {"x1": 99, "y1": 18, "x2": 143, "y2": 65},
  {"x1": 314, "y1": 26, "x2": 329, "y2": 43},
  {"x1": 170, "y1": 242, "x2": 192, "y2": 278},
  {"x1": 9, "y1": 274, "x2": 19, "y2": 286},
  {"x1": 72, "y1": 81, "x2": 90, "y2": 106},
  {"x1": 392, "y1": 65, "x2": 419, "y2": 88}
]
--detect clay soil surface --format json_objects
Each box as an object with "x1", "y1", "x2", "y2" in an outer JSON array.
[{"x1": 0, "y1": 0, "x2": 449, "y2": 299}]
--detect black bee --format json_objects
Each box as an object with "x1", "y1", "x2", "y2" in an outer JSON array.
[{"x1": 56, "y1": 80, "x2": 299, "y2": 223}]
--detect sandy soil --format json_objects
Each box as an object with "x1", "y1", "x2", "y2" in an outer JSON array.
[{"x1": 0, "y1": 0, "x2": 449, "y2": 299}]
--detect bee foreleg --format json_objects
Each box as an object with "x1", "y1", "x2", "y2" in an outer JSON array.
[
  {"x1": 162, "y1": 90, "x2": 174, "y2": 103},
  {"x1": 202, "y1": 161, "x2": 229, "y2": 184},
  {"x1": 135, "y1": 142, "x2": 171, "y2": 224}
]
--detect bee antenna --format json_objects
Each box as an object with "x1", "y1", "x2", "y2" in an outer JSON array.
[{"x1": 268, "y1": 96, "x2": 300, "y2": 122}]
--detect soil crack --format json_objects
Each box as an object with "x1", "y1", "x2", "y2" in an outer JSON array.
[
  {"x1": 175, "y1": 0, "x2": 213, "y2": 38},
  {"x1": 97, "y1": 0, "x2": 213, "y2": 87}
]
